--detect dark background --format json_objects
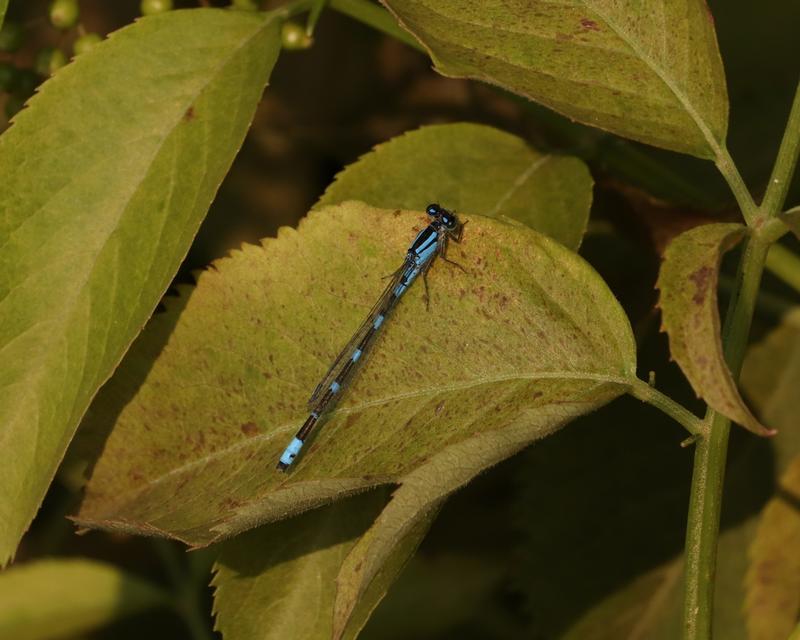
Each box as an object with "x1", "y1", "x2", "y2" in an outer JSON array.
[{"x1": 3, "y1": 0, "x2": 798, "y2": 637}]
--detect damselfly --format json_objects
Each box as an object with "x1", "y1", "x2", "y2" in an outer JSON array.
[{"x1": 277, "y1": 204, "x2": 465, "y2": 470}]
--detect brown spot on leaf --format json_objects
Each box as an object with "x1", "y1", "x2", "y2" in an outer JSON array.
[
  {"x1": 580, "y1": 18, "x2": 600, "y2": 31},
  {"x1": 184, "y1": 106, "x2": 195, "y2": 121},
  {"x1": 221, "y1": 497, "x2": 243, "y2": 510},
  {"x1": 240, "y1": 422, "x2": 259, "y2": 436},
  {"x1": 689, "y1": 265, "x2": 712, "y2": 305}
]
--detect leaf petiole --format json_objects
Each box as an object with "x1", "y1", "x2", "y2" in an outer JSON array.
[{"x1": 627, "y1": 378, "x2": 704, "y2": 437}]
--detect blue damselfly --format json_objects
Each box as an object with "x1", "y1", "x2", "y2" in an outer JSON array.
[{"x1": 277, "y1": 204, "x2": 465, "y2": 470}]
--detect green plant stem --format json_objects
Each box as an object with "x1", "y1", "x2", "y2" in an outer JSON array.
[
  {"x1": 761, "y1": 81, "x2": 800, "y2": 218},
  {"x1": 328, "y1": 0, "x2": 425, "y2": 52},
  {"x1": 682, "y1": 79, "x2": 800, "y2": 640},
  {"x1": 714, "y1": 146, "x2": 758, "y2": 226},
  {"x1": 719, "y1": 273, "x2": 795, "y2": 319},
  {"x1": 765, "y1": 243, "x2": 800, "y2": 294},
  {"x1": 760, "y1": 215, "x2": 791, "y2": 245},
  {"x1": 682, "y1": 234, "x2": 769, "y2": 640},
  {"x1": 628, "y1": 378, "x2": 703, "y2": 436}
]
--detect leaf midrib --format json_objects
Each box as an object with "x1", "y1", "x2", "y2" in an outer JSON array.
[
  {"x1": 82, "y1": 369, "x2": 635, "y2": 517},
  {"x1": 487, "y1": 154, "x2": 551, "y2": 217},
  {"x1": 581, "y1": 0, "x2": 723, "y2": 156}
]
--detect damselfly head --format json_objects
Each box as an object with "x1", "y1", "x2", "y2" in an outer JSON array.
[
  {"x1": 440, "y1": 211, "x2": 458, "y2": 230},
  {"x1": 426, "y1": 203, "x2": 459, "y2": 230},
  {"x1": 426, "y1": 203, "x2": 441, "y2": 217}
]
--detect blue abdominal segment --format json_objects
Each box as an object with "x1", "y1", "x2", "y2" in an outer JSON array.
[{"x1": 278, "y1": 437, "x2": 304, "y2": 469}]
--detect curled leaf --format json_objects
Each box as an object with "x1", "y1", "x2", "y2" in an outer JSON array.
[{"x1": 657, "y1": 223, "x2": 773, "y2": 435}]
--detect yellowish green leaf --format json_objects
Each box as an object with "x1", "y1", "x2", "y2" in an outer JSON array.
[
  {"x1": 212, "y1": 491, "x2": 388, "y2": 640},
  {"x1": 381, "y1": 0, "x2": 728, "y2": 158},
  {"x1": 0, "y1": 8, "x2": 282, "y2": 564},
  {"x1": 0, "y1": 558, "x2": 168, "y2": 640},
  {"x1": 563, "y1": 562, "x2": 683, "y2": 640},
  {"x1": 742, "y1": 308, "x2": 800, "y2": 463},
  {"x1": 209, "y1": 130, "x2": 591, "y2": 636},
  {"x1": 318, "y1": 122, "x2": 593, "y2": 250},
  {"x1": 74, "y1": 202, "x2": 636, "y2": 546},
  {"x1": 745, "y1": 454, "x2": 800, "y2": 640}
]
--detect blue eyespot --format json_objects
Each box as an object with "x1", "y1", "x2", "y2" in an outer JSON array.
[{"x1": 426, "y1": 203, "x2": 440, "y2": 216}]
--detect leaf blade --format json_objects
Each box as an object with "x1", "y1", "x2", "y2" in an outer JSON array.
[
  {"x1": 211, "y1": 490, "x2": 422, "y2": 640},
  {"x1": 75, "y1": 202, "x2": 637, "y2": 545},
  {"x1": 0, "y1": 558, "x2": 168, "y2": 639},
  {"x1": 381, "y1": 0, "x2": 728, "y2": 158},
  {"x1": 0, "y1": 8, "x2": 282, "y2": 564},
  {"x1": 657, "y1": 223, "x2": 772, "y2": 435},
  {"x1": 744, "y1": 454, "x2": 800, "y2": 640},
  {"x1": 318, "y1": 122, "x2": 593, "y2": 250},
  {"x1": 332, "y1": 384, "x2": 625, "y2": 638}
]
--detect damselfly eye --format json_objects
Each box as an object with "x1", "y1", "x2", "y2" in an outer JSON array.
[
  {"x1": 426, "y1": 203, "x2": 440, "y2": 217},
  {"x1": 442, "y1": 214, "x2": 457, "y2": 229}
]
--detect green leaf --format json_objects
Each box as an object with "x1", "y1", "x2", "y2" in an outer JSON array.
[
  {"x1": 359, "y1": 551, "x2": 509, "y2": 639},
  {"x1": 213, "y1": 489, "x2": 435, "y2": 640},
  {"x1": 318, "y1": 122, "x2": 593, "y2": 250},
  {"x1": 741, "y1": 310, "x2": 800, "y2": 638},
  {"x1": 0, "y1": 8, "x2": 282, "y2": 564},
  {"x1": 337, "y1": 499, "x2": 441, "y2": 640},
  {"x1": 562, "y1": 562, "x2": 683, "y2": 640},
  {"x1": 0, "y1": 558, "x2": 168, "y2": 639},
  {"x1": 744, "y1": 454, "x2": 800, "y2": 640},
  {"x1": 332, "y1": 422, "x2": 565, "y2": 638},
  {"x1": 210, "y1": 130, "x2": 592, "y2": 638},
  {"x1": 0, "y1": 1, "x2": 7, "y2": 29},
  {"x1": 380, "y1": 0, "x2": 728, "y2": 159},
  {"x1": 742, "y1": 307, "x2": 800, "y2": 471},
  {"x1": 212, "y1": 491, "x2": 387, "y2": 640},
  {"x1": 657, "y1": 223, "x2": 773, "y2": 435},
  {"x1": 74, "y1": 202, "x2": 636, "y2": 546},
  {"x1": 780, "y1": 209, "x2": 800, "y2": 241}
]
